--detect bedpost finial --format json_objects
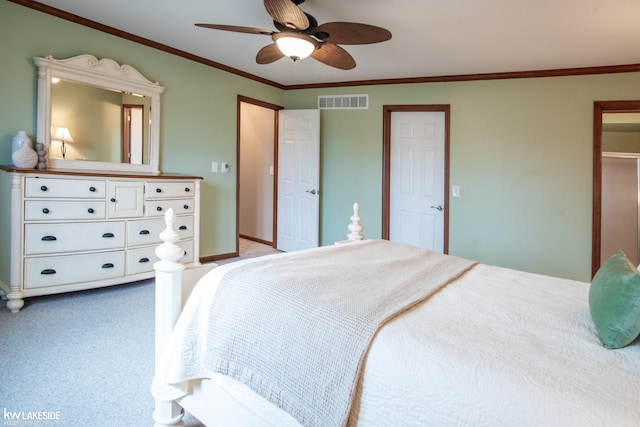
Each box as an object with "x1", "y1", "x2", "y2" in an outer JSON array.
[
  {"x1": 347, "y1": 202, "x2": 364, "y2": 241},
  {"x1": 155, "y1": 208, "x2": 184, "y2": 266},
  {"x1": 165, "y1": 208, "x2": 176, "y2": 227}
]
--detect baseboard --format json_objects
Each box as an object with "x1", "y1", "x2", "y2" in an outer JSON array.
[
  {"x1": 200, "y1": 252, "x2": 238, "y2": 264},
  {"x1": 239, "y1": 235, "x2": 273, "y2": 247}
]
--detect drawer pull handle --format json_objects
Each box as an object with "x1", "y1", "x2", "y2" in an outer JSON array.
[
  {"x1": 101, "y1": 263, "x2": 114, "y2": 269},
  {"x1": 89, "y1": 186, "x2": 96, "y2": 192},
  {"x1": 156, "y1": 188, "x2": 162, "y2": 193},
  {"x1": 185, "y1": 187, "x2": 190, "y2": 192},
  {"x1": 41, "y1": 269, "x2": 56, "y2": 275},
  {"x1": 110, "y1": 198, "x2": 116, "y2": 203},
  {"x1": 156, "y1": 206, "x2": 162, "y2": 212},
  {"x1": 139, "y1": 257, "x2": 150, "y2": 263},
  {"x1": 183, "y1": 205, "x2": 189, "y2": 210},
  {"x1": 41, "y1": 235, "x2": 57, "y2": 241},
  {"x1": 42, "y1": 208, "x2": 50, "y2": 214},
  {"x1": 40, "y1": 185, "x2": 48, "y2": 192},
  {"x1": 139, "y1": 230, "x2": 150, "y2": 235},
  {"x1": 87, "y1": 208, "x2": 95, "y2": 214},
  {"x1": 102, "y1": 232, "x2": 115, "y2": 238},
  {"x1": 178, "y1": 225, "x2": 187, "y2": 230}
]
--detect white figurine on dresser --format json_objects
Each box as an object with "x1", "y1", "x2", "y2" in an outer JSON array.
[{"x1": 0, "y1": 168, "x2": 202, "y2": 312}]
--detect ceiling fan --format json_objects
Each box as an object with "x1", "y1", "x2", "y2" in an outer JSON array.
[{"x1": 195, "y1": 0, "x2": 392, "y2": 70}]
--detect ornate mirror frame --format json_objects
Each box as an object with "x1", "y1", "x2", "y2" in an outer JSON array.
[{"x1": 34, "y1": 54, "x2": 165, "y2": 174}]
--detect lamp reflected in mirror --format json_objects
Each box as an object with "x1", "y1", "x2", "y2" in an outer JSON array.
[{"x1": 52, "y1": 127, "x2": 75, "y2": 160}]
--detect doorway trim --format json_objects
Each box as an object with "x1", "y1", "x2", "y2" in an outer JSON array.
[
  {"x1": 592, "y1": 100, "x2": 640, "y2": 277},
  {"x1": 382, "y1": 104, "x2": 451, "y2": 253},
  {"x1": 237, "y1": 95, "x2": 283, "y2": 256}
]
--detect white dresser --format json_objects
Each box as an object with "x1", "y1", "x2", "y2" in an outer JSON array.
[{"x1": 0, "y1": 167, "x2": 202, "y2": 312}]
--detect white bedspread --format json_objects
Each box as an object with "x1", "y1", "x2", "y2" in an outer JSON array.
[
  {"x1": 153, "y1": 240, "x2": 476, "y2": 426},
  {"x1": 349, "y1": 263, "x2": 640, "y2": 426},
  {"x1": 153, "y1": 244, "x2": 640, "y2": 427}
]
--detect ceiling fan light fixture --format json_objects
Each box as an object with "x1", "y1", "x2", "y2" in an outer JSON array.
[
  {"x1": 198, "y1": 0, "x2": 391, "y2": 69},
  {"x1": 273, "y1": 33, "x2": 317, "y2": 61}
]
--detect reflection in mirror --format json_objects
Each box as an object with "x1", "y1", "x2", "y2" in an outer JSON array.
[
  {"x1": 34, "y1": 54, "x2": 164, "y2": 174},
  {"x1": 600, "y1": 112, "x2": 640, "y2": 267},
  {"x1": 123, "y1": 104, "x2": 145, "y2": 164},
  {"x1": 50, "y1": 79, "x2": 151, "y2": 164}
]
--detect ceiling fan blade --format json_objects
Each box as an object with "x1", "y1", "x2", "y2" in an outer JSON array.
[
  {"x1": 263, "y1": 0, "x2": 309, "y2": 30},
  {"x1": 310, "y1": 43, "x2": 356, "y2": 70},
  {"x1": 313, "y1": 22, "x2": 392, "y2": 45},
  {"x1": 195, "y1": 23, "x2": 273, "y2": 35},
  {"x1": 256, "y1": 43, "x2": 285, "y2": 64}
]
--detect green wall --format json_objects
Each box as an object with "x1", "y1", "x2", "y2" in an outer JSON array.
[
  {"x1": 4, "y1": 1, "x2": 640, "y2": 282},
  {"x1": 603, "y1": 131, "x2": 640, "y2": 153},
  {"x1": 0, "y1": 1, "x2": 284, "y2": 257},
  {"x1": 285, "y1": 73, "x2": 640, "y2": 282}
]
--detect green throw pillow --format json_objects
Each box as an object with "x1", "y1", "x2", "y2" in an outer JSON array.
[{"x1": 589, "y1": 250, "x2": 640, "y2": 349}]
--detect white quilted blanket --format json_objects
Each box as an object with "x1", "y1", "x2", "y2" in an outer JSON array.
[
  {"x1": 152, "y1": 240, "x2": 476, "y2": 427},
  {"x1": 152, "y1": 243, "x2": 640, "y2": 427},
  {"x1": 348, "y1": 263, "x2": 640, "y2": 426}
]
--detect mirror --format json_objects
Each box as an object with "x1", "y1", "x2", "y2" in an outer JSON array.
[{"x1": 34, "y1": 54, "x2": 164, "y2": 174}]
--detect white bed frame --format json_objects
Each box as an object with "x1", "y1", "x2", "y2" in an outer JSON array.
[{"x1": 152, "y1": 203, "x2": 364, "y2": 426}]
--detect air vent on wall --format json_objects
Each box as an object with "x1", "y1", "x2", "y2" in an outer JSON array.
[{"x1": 318, "y1": 94, "x2": 369, "y2": 110}]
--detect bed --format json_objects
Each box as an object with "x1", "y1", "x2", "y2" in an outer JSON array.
[{"x1": 151, "y1": 205, "x2": 640, "y2": 427}]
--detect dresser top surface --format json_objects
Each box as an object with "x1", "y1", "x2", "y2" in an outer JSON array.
[{"x1": 0, "y1": 165, "x2": 202, "y2": 180}]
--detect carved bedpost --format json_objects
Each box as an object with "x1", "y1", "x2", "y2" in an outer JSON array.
[
  {"x1": 347, "y1": 202, "x2": 364, "y2": 241},
  {"x1": 153, "y1": 208, "x2": 185, "y2": 426}
]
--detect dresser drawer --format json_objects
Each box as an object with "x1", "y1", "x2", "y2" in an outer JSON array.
[
  {"x1": 25, "y1": 177, "x2": 106, "y2": 199},
  {"x1": 24, "y1": 251, "x2": 125, "y2": 289},
  {"x1": 181, "y1": 239, "x2": 195, "y2": 264},
  {"x1": 126, "y1": 246, "x2": 157, "y2": 275},
  {"x1": 145, "y1": 181, "x2": 195, "y2": 199},
  {"x1": 127, "y1": 216, "x2": 194, "y2": 247},
  {"x1": 145, "y1": 199, "x2": 194, "y2": 217},
  {"x1": 25, "y1": 222, "x2": 125, "y2": 255},
  {"x1": 25, "y1": 200, "x2": 106, "y2": 221},
  {"x1": 127, "y1": 239, "x2": 194, "y2": 275}
]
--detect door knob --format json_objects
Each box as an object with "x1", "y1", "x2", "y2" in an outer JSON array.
[
  {"x1": 305, "y1": 189, "x2": 318, "y2": 195},
  {"x1": 430, "y1": 205, "x2": 443, "y2": 211}
]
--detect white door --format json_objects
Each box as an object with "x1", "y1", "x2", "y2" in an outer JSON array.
[
  {"x1": 129, "y1": 107, "x2": 143, "y2": 164},
  {"x1": 277, "y1": 109, "x2": 320, "y2": 252},
  {"x1": 390, "y1": 111, "x2": 445, "y2": 252}
]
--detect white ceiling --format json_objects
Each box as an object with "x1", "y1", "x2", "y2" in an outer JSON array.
[{"x1": 32, "y1": 0, "x2": 640, "y2": 87}]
